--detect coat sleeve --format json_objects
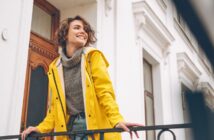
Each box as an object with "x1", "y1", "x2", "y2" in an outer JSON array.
[
  {"x1": 36, "y1": 87, "x2": 55, "y2": 133},
  {"x1": 89, "y1": 51, "x2": 124, "y2": 127}
]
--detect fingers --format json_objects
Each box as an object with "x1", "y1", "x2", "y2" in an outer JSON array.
[
  {"x1": 124, "y1": 122, "x2": 144, "y2": 127},
  {"x1": 116, "y1": 122, "x2": 143, "y2": 139},
  {"x1": 134, "y1": 131, "x2": 139, "y2": 138},
  {"x1": 21, "y1": 129, "x2": 27, "y2": 140},
  {"x1": 21, "y1": 126, "x2": 37, "y2": 140},
  {"x1": 21, "y1": 128, "x2": 28, "y2": 140},
  {"x1": 129, "y1": 131, "x2": 139, "y2": 140},
  {"x1": 116, "y1": 122, "x2": 130, "y2": 132},
  {"x1": 126, "y1": 123, "x2": 141, "y2": 139},
  {"x1": 129, "y1": 131, "x2": 133, "y2": 140}
]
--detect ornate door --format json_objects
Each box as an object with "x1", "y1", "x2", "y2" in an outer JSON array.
[{"x1": 20, "y1": 0, "x2": 59, "y2": 137}]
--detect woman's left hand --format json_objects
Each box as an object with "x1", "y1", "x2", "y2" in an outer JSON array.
[{"x1": 115, "y1": 121, "x2": 144, "y2": 139}]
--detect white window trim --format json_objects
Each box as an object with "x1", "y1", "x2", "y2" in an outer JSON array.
[
  {"x1": 133, "y1": 0, "x2": 174, "y2": 51},
  {"x1": 156, "y1": 0, "x2": 167, "y2": 13},
  {"x1": 173, "y1": 6, "x2": 200, "y2": 54},
  {"x1": 177, "y1": 52, "x2": 201, "y2": 90},
  {"x1": 198, "y1": 82, "x2": 214, "y2": 110}
]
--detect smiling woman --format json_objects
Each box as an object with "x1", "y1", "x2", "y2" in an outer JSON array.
[
  {"x1": 57, "y1": 16, "x2": 96, "y2": 57},
  {"x1": 67, "y1": 20, "x2": 89, "y2": 48},
  {"x1": 21, "y1": 15, "x2": 142, "y2": 140}
]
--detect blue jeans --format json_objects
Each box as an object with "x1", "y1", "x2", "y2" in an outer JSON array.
[{"x1": 67, "y1": 113, "x2": 88, "y2": 140}]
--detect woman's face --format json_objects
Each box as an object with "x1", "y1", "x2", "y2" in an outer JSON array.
[{"x1": 67, "y1": 20, "x2": 88, "y2": 48}]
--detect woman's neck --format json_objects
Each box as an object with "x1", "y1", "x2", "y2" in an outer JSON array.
[{"x1": 65, "y1": 44, "x2": 78, "y2": 58}]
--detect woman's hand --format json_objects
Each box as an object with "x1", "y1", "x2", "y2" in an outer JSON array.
[
  {"x1": 21, "y1": 126, "x2": 39, "y2": 140},
  {"x1": 115, "y1": 121, "x2": 144, "y2": 139}
]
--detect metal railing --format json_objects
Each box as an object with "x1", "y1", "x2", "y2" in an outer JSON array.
[{"x1": 0, "y1": 123, "x2": 192, "y2": 140}]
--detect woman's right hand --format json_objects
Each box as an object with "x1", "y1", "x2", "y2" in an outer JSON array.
[{"x1": 21, "y1": 126, "x2": 39, "y2": 140}]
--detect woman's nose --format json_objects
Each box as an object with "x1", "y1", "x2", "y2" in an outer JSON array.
[{"x1": 80, "y1": 28, "x2": 86, "y2": 33}]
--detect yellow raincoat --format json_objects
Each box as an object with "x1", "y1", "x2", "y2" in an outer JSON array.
[{"x1": 36, "y1": 47, "x2": 124, "y2": 140}]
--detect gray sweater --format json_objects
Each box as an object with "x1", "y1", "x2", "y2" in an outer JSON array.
[{"x1": 60, "y1": 48, "x2": 84, "y2": 115}]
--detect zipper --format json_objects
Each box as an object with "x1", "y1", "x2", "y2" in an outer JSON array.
[
  {"x1": 81, "y1": 54, "x2": 88, "y2": 129},
  {"x1": 51, "y1": 69, "x2": 66, "y2": 121}
]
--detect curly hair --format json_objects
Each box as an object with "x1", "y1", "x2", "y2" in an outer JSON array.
[{"x1": 56, "y1": 15, "x2": 97, "y2": 48}]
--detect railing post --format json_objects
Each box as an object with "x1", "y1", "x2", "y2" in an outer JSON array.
[
  {"x1": 157, "y1": 129, "x2": 176, "y2": 140},
  {"x1": 99, "y1": 132, "x2": 104, "y2": 140},
  {"x1": 89, "y1": 134, "x2": 95, "y2": 140},
  {"x1": 80, "y1": 134, "x2": 87, "y2": 140}
]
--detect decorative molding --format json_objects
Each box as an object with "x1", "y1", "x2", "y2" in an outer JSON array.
[
  {"x1": 28, "y1": 32, "x2": 59, "y2": 73},
  {"x1": 133, "y1": 1, "x2": 174, "y2": 51},
  {"x1": 177, "y1": 52, "x2": 201, "y2": 86},
  {"x1": 197, "y1": 48, "x2": 213, "y2": 75},
  {"x1": 163, "y1": 47, "x2": 171, "y2": 65},
  {"x1": 198, "y1": 82, "x2": 214, "y2": 110},
  {"x1": 199, "y1": 82, "x2": 214, "y2": 95},
  {"x1": 174, "y1": 18, "x2": 214, "y2": 78},
  {"x1": 157, "y1": 0, "x2": 167, "y2": 13},
  {"x1": 105, "y1": 0, "x2": 112, "y2": 16},
  {"x1": 29, "y1": 42, "x2": 57, "y2": 60},
  {"x1": 173, "y1": 18, "x2": 197, "y2": 53},
  {"x1": 29, "y1": 58, "x2": 49, "y2": 73}
]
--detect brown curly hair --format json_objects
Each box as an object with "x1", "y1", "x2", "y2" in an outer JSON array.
[{"x1": 56, "y1": 15, "x2": 97, "y2": 48}]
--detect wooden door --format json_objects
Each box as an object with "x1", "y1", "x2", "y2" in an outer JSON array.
[{"x1": 20, "y1": 0, "x2": 59, "y2": 137}]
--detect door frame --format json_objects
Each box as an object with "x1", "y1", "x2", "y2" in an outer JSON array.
[{"x1": 20, "y1": 0, "x2": 60, "y2": 132}]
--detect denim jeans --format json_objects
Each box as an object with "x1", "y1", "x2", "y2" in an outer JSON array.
[{"x1": 67, "y1": 114, "x2": 87, "y2": 140}]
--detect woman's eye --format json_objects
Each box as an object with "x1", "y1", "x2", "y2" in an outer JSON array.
[{"x1": 74, "y1": 26, "x2": 79, "y2": 29}]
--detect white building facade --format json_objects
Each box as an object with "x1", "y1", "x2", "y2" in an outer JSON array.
[{"x1": 0, "y1": 0, "x2": 214, "y2": 140}]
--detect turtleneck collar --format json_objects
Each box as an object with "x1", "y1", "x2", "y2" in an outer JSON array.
[{"x1": 60, "y1": 47, "x2": 83, "y2": 68}]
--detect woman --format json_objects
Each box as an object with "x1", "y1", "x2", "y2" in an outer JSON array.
[{"x1": 22, "y1": 15, "x2": 141, "y2": 140}]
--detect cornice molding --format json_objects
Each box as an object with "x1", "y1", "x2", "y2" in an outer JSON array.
[
  {"x1": 105, "y1": 0, "x2": 112, "y2": 16},
  {"x1": 173, "y1": 18, "x2": 197, "y2": 53},
  {"x1": 29, "y1": 41, "x2": 58, "y2": 60},
  {"x1": 29, "y1": 56, "x2": 49, "y2": 73},
  {"x1": 133, "y1": 1, "x2": 174, "y2": 50},
  {"x1": 198, "y1": 82, "x2": 214, "y2": 110},
  {"x1": 157, "y1": 0, "x2": 167, "y2": 13},
  {"x1": 199, "y1": 82, "x2": 214, "y2": 95},
  {"x1": 177, "y1": 52, "x2": 201, "y2": 83}
]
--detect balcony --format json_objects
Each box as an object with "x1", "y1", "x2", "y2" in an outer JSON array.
[{"x1": 0, "y1": 123, "x2": 191, "y2": 140}]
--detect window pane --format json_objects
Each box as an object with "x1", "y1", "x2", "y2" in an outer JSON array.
[
  {"x1": 144, "y1": 59, "x2": 155, "y2": 140},
  {"x1": 145, "y1": 95, "x2": 155, "y2": 140},
  {"x1": 181, "y1": 84, "x2": 191, "y2": 123},
  {"x1": 145, "y1": 96, "x2": 154, "y2": 125},
  {"x1": 181, "y1": 84, "x2": 193, "y2": 140},
  {"x1": 31, "y1": 5, "x2": 52, "y2": 39},
  {"x1": 27, "y1": 66, "x2": 48, "y2": 127},
  {"x1": 144, "y1": 60, "x2": 153, "y2": 93}
]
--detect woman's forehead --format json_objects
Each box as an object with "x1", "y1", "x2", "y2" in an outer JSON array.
[{"x1": 70, "y1": 20, "x2": 84, "y2": 26}]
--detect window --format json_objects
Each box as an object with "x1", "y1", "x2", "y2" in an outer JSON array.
[
  {"x1": 31, "y1": 5, "x2": 52, "y2": 40},
  {"x1": 31, "y1": 0, "x2": 59, "y2": 41},
  {"x1": 181, "y1": 83, "x2": 193, "y2": 140},
  {"x1": 144, "y1": 59, "x2": 155, "y2": 140}
]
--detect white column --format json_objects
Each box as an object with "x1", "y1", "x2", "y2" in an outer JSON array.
[
  {"x1": 0, "y1": 0, "x2": 33, "y2": 135},
  {"x1": 116, "y1": 0, "x2": 145, "y2": 139},
  {"x1": 97, "y1": 0, "x2": 117, "y2": 86}
]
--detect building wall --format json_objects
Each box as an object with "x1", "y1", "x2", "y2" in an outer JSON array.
[
  {"x1": 60, "y1": 2, "x2": 97, "y2": 30},
  {"x1": 116, "y1": 0, "x2": 145, "y2": 139},
  {"x1": 0, "y1": 0, "x2": 214, "y2": 140},
  {"x1": 131, "y1": 0, "x2": 214, "y2": 140},
  {"x1": 0, "y1": 0, "x2": 33, "y2": 135}
]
